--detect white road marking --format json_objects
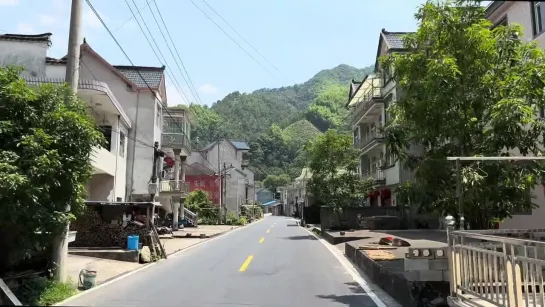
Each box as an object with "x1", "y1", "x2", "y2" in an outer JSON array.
[
  {"x1": 55, "y1": 218, "x2": 266, "y2": 306},
  {"x1": 303, "y1": 227, "x2": 388, "y2": 307}
]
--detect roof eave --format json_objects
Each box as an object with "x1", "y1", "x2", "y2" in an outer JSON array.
[{"x1": 485, "y1": 1, "x2": 504, "y2": 18}]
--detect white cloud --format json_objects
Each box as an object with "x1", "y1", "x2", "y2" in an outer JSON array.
[
  {"x1": 39, "y1": 15, "x2": 56, "y2": 26},
  {"x1": 16, "y1": 23, "x2": 35, "y2": 34},
  {"x1": 0, "y1": 0, "x2": 19, "y2": 6},
  {"x1": 199, "y1": 83, "x2": 218, "y2": 94}
]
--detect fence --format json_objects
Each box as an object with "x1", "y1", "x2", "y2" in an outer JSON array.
[{"x1": 448, "y1": 226, "x2": 545, "y2": 307}]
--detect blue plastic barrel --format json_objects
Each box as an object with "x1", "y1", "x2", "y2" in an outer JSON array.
[{"x1": 127, "y1": 235, "x2": 139, "y2": 250}]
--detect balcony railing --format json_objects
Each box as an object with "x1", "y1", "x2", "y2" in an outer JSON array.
[
  {"x1": 353, "y1": 137, "x2": 361, "y2": 148},
  {"x1": 351, "y1": 80, "x2": 384, "y2": 123},
  {"x1": 159, "y1": 180, "x2": 190, "y2": 194},
  {"x1": 242, "y1": 159, "x2": 249, "y2": 167},
  {"x1": 358, "y1": 128, "x2": 384, "y2": 149},
  {"x1": 161, "y1": 132, "x2": 191, "y2": 152},
  {"x1": 362, "y1": 169, "x2": 385, "y2": 184},
  {"x1": 447, "y1": 228, "x2": 545, "y2": 307}
]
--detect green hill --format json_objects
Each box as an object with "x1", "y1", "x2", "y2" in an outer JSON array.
[{"x1": 189, "y1": 64, "x2": 373, "y2": 179}]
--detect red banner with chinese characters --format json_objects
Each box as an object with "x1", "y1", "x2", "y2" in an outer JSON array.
[{"x1": 186, "y1": 174, "x2": 220, "y2": 205}]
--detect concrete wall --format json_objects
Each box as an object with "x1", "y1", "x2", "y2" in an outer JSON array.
[
  {"x1": 205, "y1": 140, "x2": 242, "y2": 170},
  {"x1": 0, "y1": 40, "x2": 48, "y2": 78},
  {"x1": 486, "y1": 1, "x2": 545, "y2": 229},
  {"x1": 320, "y1": 206, "x2": 402, "y2": 230},
  {"x1": 224, "y1": 170, "x2": 246, "y2": 214},
  {"x1": 79, "y1": 52, "x2": 159, "y2": 199}
]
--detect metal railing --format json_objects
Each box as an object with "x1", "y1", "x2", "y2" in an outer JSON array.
[
  {"x1": 159, "y1": 180, "x2": 190, "y2": 194},
  {"x1": 352, "y1": 81, "x2": 384, "y2": 123},
  {"x1": 161, "y1": 132, "x2": 191, "y2": 152},
  {"x1": 362, "y1": 169, "x2": 385, "y2": 182},
  {"x1": 448, "y1": 227, "x2": 545, "y2": 307},
  {"x1": 358, "y1": 129, "x2": 384, "y2": 149}
]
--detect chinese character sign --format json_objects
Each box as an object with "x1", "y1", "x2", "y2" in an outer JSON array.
[{"x1": 186, "y1": 174, "x2": 220, "y2": 205}]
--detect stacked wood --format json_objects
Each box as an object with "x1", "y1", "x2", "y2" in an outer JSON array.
[{"x1": 70, "y1": 208, "x2": 150, "y2": 248}]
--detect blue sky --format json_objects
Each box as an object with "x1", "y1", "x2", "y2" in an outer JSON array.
[{"x1": 0, "y1": 0, "x2": 429, "y2": 106}]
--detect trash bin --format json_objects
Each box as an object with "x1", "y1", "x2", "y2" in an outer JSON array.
[{"x1": 127, "y1": 235, "x2": 139, "y2": 250}]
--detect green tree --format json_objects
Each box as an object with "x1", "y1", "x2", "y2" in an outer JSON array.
[
  {"x1": 189, "y1": 104, "x2": 224, "y2": 147},
  {"x1": 185, "y1": 190, "x2": 220, "y2": 222},
  {"x1": 248, "y1": 125, "x2": 297, "y2": 178},
  {"x1": 0, "y1": 67, "x2": 103, "y2": 270},
  {"x1": 305, "y1": 84, "x2": 349, "y2": 132},
  {"x1": 263, "y1": 174, "x2": 291, "y2": 192},
  {"x1": 305, "y1": 130, "x2": 372, "y2": 228},
  {"x1": 382, "y1": 0, "x2": 545, "y2": 229}
]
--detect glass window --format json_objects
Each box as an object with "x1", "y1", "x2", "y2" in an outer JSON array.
[
  {"x1": 119, "y1": 132, "x2": 126, "y2": 157},
  {"x1": 99, "y1": 126, "x2": 112, "y2": 151},
  {"x1": 532, "y1": 2, "x2": 543, "y2": 36}
]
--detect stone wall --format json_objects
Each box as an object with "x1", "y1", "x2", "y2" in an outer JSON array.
[
  {"x1": 319, "y1": 206, "x2": 402, "y2": 230},
  {"x1": 345, "y1": 243, "x2": 450, "y2": 307}
]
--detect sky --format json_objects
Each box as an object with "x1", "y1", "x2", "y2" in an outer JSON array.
[{"x1": 0, "y1": 0, "x2": 431, "y2": 106}]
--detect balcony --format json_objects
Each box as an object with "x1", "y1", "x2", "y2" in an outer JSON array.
[
  {"x1": 159, "y1": 180, "x2": 190, "y2": 195},
  {"x1": 351, "y1": 80, "x2": 384, "y2": 126},
  {"x1": 161, "y1": 132, "x2": 191, "y2": 155},
  {"x1": 241, "y1": 159, "x2": 250, "y2": 167},
  {"x1": 362, "y1": 169, "x2": 386, "y2": 185},
  {"x1": 90, "y1": 146, "x2": 116, "y2": 176},
  {"x1": 358, "y1": 128, "x2": 385, "y2": 153}
]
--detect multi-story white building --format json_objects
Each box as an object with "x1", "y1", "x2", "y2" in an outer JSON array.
[
  {"x1": 485, "y1": 1, "x2": 545, "y2": 229},
  {"x1": 187, "y1": 139, "x2": 252, "y2": 214},
  {"x1": 0, "y1": 33, "x2": 132, "y2": 202},
  {"x1": 347, "y1": 29, "x2": 414, "y2": 208}
]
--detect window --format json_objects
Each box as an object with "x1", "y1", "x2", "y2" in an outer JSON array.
[
  {"x1": 532, "y1": 1, "x2": 544, "y2": 36},
  {"x1": 99, "y1": 126, "x2": 112, "y2": 151},
  {"x1": 119, "y1": 132, "x2": 126, "y2": 157},
  {"x1": 156, "y1": 103, "x2": 162, "y2": 127}
]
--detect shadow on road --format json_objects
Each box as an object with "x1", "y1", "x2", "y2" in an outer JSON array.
[
  {"x1": 317, "y1": 282, "x2": 376, "y2": 307},
  {"x1": 282, "y1": 235, "x2": 318, "y2": 240}
]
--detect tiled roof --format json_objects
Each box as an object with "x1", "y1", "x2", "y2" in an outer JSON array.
[
  {"x1": 381, "y1": 29, "x2": 412, "y2": 49},
  {"x1": 46, "y1": 57, "x2": 67, "y2": 65},
  {"x1": 113, "y1": 65, "x2": 165, "y2": 89},
  {"x1": 0, "y1": 33, "x2": 52, "y2": 44},
  {"x1": 229, "y1": 140, "x2": 250, "y2": 150}
]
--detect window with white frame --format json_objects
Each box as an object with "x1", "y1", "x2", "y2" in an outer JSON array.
[
  {"x1": 156, "y1": 103, "x2": 162, "y2": 128},
  {"x1": 532, "y1": 1, "x2": 544, "y2": 36},
  {"x1": 119, "y1": 132, "x2": 126, "y2": 157}
]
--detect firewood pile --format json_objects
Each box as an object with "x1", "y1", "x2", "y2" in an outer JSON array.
[{"x1": 70, "y1": 208, "x2": 150, "y2": 248}]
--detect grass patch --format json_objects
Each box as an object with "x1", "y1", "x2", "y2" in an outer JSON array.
[{"x1": 14, "y1": 276, "x2": 78, "y2": 306}]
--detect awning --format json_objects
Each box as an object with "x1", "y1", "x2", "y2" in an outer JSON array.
[{"x1": 262, "y1": 200, "x2": 280, "y2": 206}]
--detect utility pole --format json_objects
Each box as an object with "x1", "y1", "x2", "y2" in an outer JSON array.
[
  {"x1": 52, "y1": 0, "x2": 82, "y2": 283},
  {"x1": 223, "y1": 162, "x2": 227, "y2": 223},
  {"x1": 217, "y1": 139, "x2": 221, "y2": 217}
]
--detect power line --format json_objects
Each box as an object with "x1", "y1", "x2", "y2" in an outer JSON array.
[
  {"x1": 188, "y1": 0, "x2": 304, "y2": 109},
  {"x1": 199, "y1": 0, "x2": 296, "y2": 84},
  {"x1": 150, "y1": 0, "x2": 204, "y2": 105},
  {"x1": 188, "y1": 0, "x2": 280, "y2": 83},
  {"x1": 86, "y1": 0, "x2": 216, "y2": 171},
  {"x1": 113, "y1": 0, "x2": 155, "y2": 33},
  {"x1": 125, "y1": 0, "x2": 190, "y2": 104}
]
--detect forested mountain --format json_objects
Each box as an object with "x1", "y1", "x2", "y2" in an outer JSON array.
[{"x1": 188, "y1": 64, "x2": 373, "y2": 182}]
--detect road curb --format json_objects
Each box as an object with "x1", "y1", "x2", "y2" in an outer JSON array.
[
  {"x1": 302, "y1": 227, "x2": 389, "y2": 307},
  {"x1": 54, "y1": 217, "x2": 266, "y2": 306}
]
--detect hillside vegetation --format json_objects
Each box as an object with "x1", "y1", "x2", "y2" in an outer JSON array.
[{"x1": 189, "y1": 64, "x2": 373, "y2": 182}]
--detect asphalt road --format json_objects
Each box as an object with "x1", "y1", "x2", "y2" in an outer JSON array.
[{"x1": 61, "y1": 215, "x2": 385, "y2": 307}]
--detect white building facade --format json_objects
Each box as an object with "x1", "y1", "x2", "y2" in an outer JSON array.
[
  {"x1": 0, "y1": 33, "x2": 133, "y2": 202},
  {"x1": 485, "y1": 1, "x2": 545, "y2": 229}
]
